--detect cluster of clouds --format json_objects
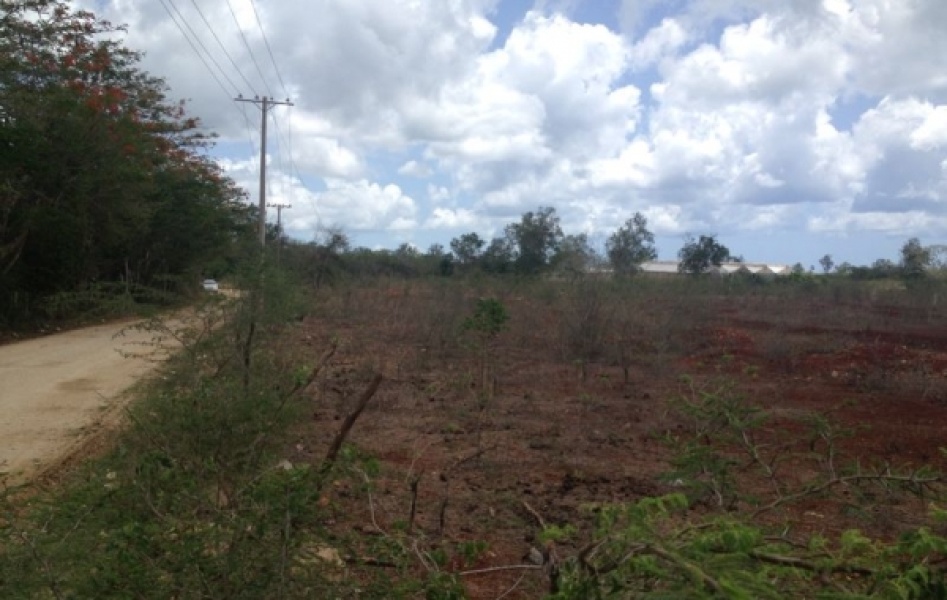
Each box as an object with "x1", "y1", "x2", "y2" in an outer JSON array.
[{"x1": 78, "y1": 0, "x2": 946, "y2": 262}]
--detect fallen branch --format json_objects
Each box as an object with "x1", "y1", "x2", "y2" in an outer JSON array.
[
  {"x1": 748, "y1": 550, "x2": 876, "y2": 577},
  {"x1": 246, "y1": 341, "x2": 340, "y2": 462},
  {"x1": 522, "y1": 500, "x2": 547, "y2": 529},
  {"x1": 437, "y1": 445, "x2": 496, "y2": 535},
  {"x1": 288, "y1": 341, "x2": 338, "y2": 399},
  {"x1": 647, "y1": 544, "x2": 724, "y2": 595},
  {"x1": 407, "y1": 472, "x2": 422, "y2": 535},
  {"x1": 751, "y1": 471, "x2": 942, "y2": 519},
  {"x1": 323, "y1": 373, "x2": 383, "y2": 467},
  {"x1": 460, "y1": 564, "x2": 543, "y2": 576}
]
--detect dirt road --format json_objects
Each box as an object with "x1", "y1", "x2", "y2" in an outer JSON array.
[{"x1": 0, "y1": 320, "x2": 167, "y2": 486}]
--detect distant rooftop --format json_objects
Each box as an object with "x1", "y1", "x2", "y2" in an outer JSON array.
[{"x1": 639, "y1": 261, "x2": 792, "y2": 275}]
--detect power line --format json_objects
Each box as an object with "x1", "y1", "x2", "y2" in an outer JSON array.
[
  {"x1": 235, "y1": 96, "x2": 294, "y2": 246},
  {"x1": 224, "y1": 0, "x2": 276, "y2": 99},
  {"x1": 269, "y1": 110, "x2": 302, "y2": 200},
  {"x1": 169, "y1": 0, "x2": 259, "y2": 157},
  {"x1": 287, "y1": 104, "x2": 295, "y2": 207},
  {"x1": 238, "y1": 102, "x2": 259, "y2": 159},
  {"x1": 188, "y1": 0, "x2": 258, "y2": 97},
  {"x1": 159, "y1": 0, "x2": 264, "y2": 195},
  {"x1": 231, "y1": 0, "x2": 297, "y2": 210},
  {"x1": 247, "y1": 0, "x2": 290, "y2": 99},
  {"x1": 164, "y1": 0, "x2": 241, "y2": 95},
  {"x1": 269, "y1": 109, "x2": 285, "y2": 202},
  {"x1": 157, "y1": 0, "x2": 237, "y2": 101}
]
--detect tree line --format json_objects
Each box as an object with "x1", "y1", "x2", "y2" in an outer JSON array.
[
  {"x1": 2, "y1": 0, "x2": 937, "y2": 328},
  {"x1": 280, "y1": 204, "x2": 940, "y2": 286},
  {"x1": 278, "y1": 206, "x2": 719, "y2": 282},
  {"x1": 0, "y1": 0, "x2": 255, "y2": 326}
]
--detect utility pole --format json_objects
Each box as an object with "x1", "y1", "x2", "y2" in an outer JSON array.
[
  {"x1": 267, "y1": 202, "x2": 291, "y2": 265},
  {"x1": 234, "y1": 95, "x2": 294, "y2": 247},
  {"x1": 267, "y1": 202, "x2": 291, "y2": 233}
]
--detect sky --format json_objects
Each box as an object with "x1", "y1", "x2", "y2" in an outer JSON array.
[{"x1": 74, "y1": 0, "x2": 947, "y2": 267}]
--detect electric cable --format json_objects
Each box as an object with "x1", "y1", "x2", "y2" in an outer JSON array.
[
  {"x1": 247, "y1": 0, "x2": 290, "y2": 99},
  {"x1": 224, "y1": 0, "x2": 276, "y2": 99},
  {"x1": 157, "y1": 0, "x2": 238, "y2": 102},
  {"x1": 188, "y1": 0, "x2": 259, "y2": 97}
]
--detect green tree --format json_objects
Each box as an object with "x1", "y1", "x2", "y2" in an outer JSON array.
[
  {"x1": 553, "y1": 233, "x2": 598, "y2": 279},
  {"x1": 424, "y1": 243, "x2": 453, "y2": 277},
  {"x1": 872, "y1": 258, "x2": 898, "y2": 278},
  {"x1": 481, "y1": 237, "x2": 515, "y2": 274},
  {"x1": 819, "y1": 254, "x2": 834, "y2": 274},
  {"x1": 900, "y1": 237, "x2": 931, "y2": 279},
  {"x1": 0, "y1": 0, "x2": 250, "y2": 321},
  {"x1": 284, "y1": 227, "x2": 349, "y2": 288},
  {"x1": 606, "y1": 212, "x2": 657, "y2": 276},
  {"x1": 506, "y1": 206, "x2": 563, "y2": 275},
  {"x1": 449, "y1": 232, "x2": 485, "y2": 270},
  {"x1": 677, "y1": 234, "x2": 731, "y2": 275}
]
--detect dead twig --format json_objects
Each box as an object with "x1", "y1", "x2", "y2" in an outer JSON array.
[
  {"x1": 437, "y1": 445, "x2": 496, "y2": 535},
  {"x1": 496, "y1": 570, "x2": 530, "y2": 600},
  {"x1": 748, "y1": 550, "x2": 876, "y2": 577},
  {"x1": 407, "y1": 472, "x2": 422, "y2": 535},
  {"x1": 323, "y1": 373, "x2": 383, "y2": 467},
  {"x1": 354, "y1": 466, "x2": 385, "y2": 535},
  {"x1": 522, "y1": 500, "x2": 547, "y2": 529},
  {"x1": 648, "y1": 544, "x2": 724, "y2": 595},
  {"x1": 751, "y1": 471, "x2": 942, "y2": 519},
  {"x1": 288, "y1": 341, "x2": 338, "y2": 399},
  {"x1": 245, "y1": 341, "x2": 339, "y2": 464},
  {"x1": 460, "y1": 564, "x2": 543, "y2": 576}
]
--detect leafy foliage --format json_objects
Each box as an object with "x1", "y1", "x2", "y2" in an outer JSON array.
[
  {"x1": 549, "y1": 379, "x2": 947, "y2": 598},
  {"x1": 900, "y1": 237, "x2": 931, "y2": 280},
  {"x1": 554, "y1": 233, "x2": 600, "y2": 278},
  {"x1": 506, "y1": 206, "x2": 564, "y2": 275},
  {"x1": 0, "y1": 268, "x2": 463, "y2": 599},
  {"x1": 450, "y1": 232, "x2": 486, "y2": 270},
  {"x1": 606, "y1": 212, "x2": 657, "y2": 276},
  {"x1": 0, "y1": 0, "x2": 252, "y2": 325},
  {"x1": 678, "y1": 235, "x2": 731, "y2": 275},
  {"x1": 462, "y1": 297, "x2": 509, "y2": 339}
]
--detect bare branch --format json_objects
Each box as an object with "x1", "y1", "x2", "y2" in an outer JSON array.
[
  {"x1": 460, "y1": 564, "x2": 543, "y2": 576},
  {"x1": 323, "y1": 373, "x2": 383, "y2": 467},
  {"x1": 752, "y1": 471, "x2": 942, "y2": 519},
  {"x1": 748, "y1": 550, "x2": 876, "y2": 577}
]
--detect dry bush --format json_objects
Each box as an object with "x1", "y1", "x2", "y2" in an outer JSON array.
[{"x1": 558, "y1": 280, "x2": 614, "y2": 380}]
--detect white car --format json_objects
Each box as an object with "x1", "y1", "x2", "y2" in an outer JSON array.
[{"x1": 202, "y1": 279, "x2": 219, "y2": 292}]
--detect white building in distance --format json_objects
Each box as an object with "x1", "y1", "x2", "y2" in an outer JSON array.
[{"x1": 639, "y1": 261, "x2": 792, "y2": 276}]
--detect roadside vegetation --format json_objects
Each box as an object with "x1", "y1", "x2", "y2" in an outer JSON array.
[
  {"x1": 0, "y1": 0, "x2": 256, "y2": 331},
  {"x1": 3, "y1": 2, "x2": 947, "y2": 598}
]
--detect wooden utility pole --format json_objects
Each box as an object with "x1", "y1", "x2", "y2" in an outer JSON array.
[
  {"x1": 234, "y1": 95, "x2": 294, "y2": 247},
  {"x1": 267, "y1": 202, "x2": 291, "y2": 264},
  {"x1": 267, "y1": 202, "x2": 291, "y2": 234}
]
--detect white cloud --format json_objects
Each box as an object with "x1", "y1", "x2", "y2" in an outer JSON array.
[
  {"x1": 809, "y1": 208, "x2": 947, "y2": 235},
  {"x1": 424, "y1": 207, "x2": 481, "y2": 229},
  {"x1": 851, "y1": 98, "x2": 947, "y2": 213},
  {"x1": 74, "y1": 0, "x2": 947, "y2": 263},
  {"x1": 426, "y1": 11, "x2": 641, "y2": 212},
  {"x1": 427, "y1": 184, "x2": 452, "y2": 204},
  {"x1": 398, "y1": 160, "x2": 433, "y2": 178},
  {"x1": 656, "y1": 14, "x2": 847, "y2": 109},
  {"x1": 629, "y1": 18, "x2": 689, "y2": 69},
  {"x1": 277, "y1": 179, "x2": 417, "y2": 236}
]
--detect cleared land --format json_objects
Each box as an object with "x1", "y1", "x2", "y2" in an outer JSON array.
[{"x1": 292, "y1": 279, "x2": 947, "y2": 598}]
